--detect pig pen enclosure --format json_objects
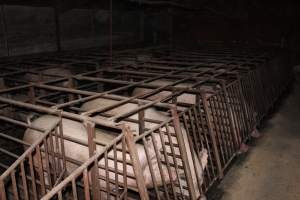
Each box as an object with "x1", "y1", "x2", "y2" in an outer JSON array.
[{"x1": 0, "y1": 45, "x2": 292, "y2": 200}]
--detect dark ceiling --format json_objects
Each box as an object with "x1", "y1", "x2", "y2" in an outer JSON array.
[{"x1": 0, "y1": 0, "x2": 299, "y2": 19}]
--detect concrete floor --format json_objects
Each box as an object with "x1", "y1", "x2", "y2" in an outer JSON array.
[{"x1": 210, "y1": 82, "x2": 300, "y2": 200}]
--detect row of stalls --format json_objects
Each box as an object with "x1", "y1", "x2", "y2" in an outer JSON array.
[{"x1": 0, "y1": 44, "x2": 292, "y2": 199}]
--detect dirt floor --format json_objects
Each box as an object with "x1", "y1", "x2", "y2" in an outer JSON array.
[{"x1": 209, "y1": 82, "x2": 300, "y2": 200}]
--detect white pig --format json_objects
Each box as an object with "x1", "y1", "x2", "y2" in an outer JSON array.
[
  {"x1": 132, "y1": 79, "x2": 217, "y2": 105},
  {"x1": 80, "y1": 97, "x2": 170, "y2": 135},
  {"x1": 23, "y1": 115, "x2": 176, "y2": 190},
  {"x1": 133, "y1": 79, "x2": 257, "y2": 145},
  {"x1": 81, "y1": 97, "x2": 208, "y2": 199}
]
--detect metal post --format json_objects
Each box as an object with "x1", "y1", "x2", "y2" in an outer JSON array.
[
  {"x1": 139, "y1": 9, "x2": 145, "y2": 44},
  {"x1": 1, "y1": 5, "x2": 9, "y2": 56},
  {"x1": 170, "y1": 107, "x2": 197, "y2": 200},
  {"x1": 90, "y1": 9, "x2": 96, "y2": 46},
  {"x1": 123, "y1": 126, "x2": 149, "y2": 200},
  {"x1": 28, "y1": 86, "x2": 36, "y2": 104},
  {"x1": 86, "y1": 122, "x2": 100, "y2": 200},
  {"x1": 168, "y1": 8, "x2": 173, "y2": 52},
  {"x1": 221, "y1": 81, "x2": 240, "y2": 150},
  {"x1": 0, "y1": 179, "x2": 7, "y2": 200},
  {"x1": 54, "y1": 2, "x2": 61, "y2": 51},
  {"x1": 201, "y1": 93, "x2": 224, "y2": 178},
  {"x1": 109, "y1": 0, "x2": 113, "y2": 67},
  {"x1": 138, "y1": 101, "x2": 145, "y2": 135},
  {"x1": 68, "y1": 77, "x2": 75, "y2": 101}
]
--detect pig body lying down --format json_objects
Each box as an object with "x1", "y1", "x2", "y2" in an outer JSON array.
[
  {"x1": 80, "y1": 97, "x2": 170, "y2": 135},
  {"x1": 133, "y1": 79, "x2": 257, "y2": 139},
  {"x1": 24, "y1": 67, "x2": 72, "y2": 83},
  {"x1": 24, "y1": 98, "x2": 208, "y2": 198},
  {"x1": 81, "y1": 98, "x2": 208, "y2": 198},
  {"x1": 23, "y1": 115, "x2": 173, "y2": 189},
  {"x1": 132, "y1": 80, "x2": 217, "y2": 105}
]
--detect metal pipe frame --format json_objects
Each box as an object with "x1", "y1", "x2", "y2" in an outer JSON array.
[
  {"x1": 0, "y1": 44, "x2": 292, "y2": 199},
  {"x1": 0, "y1": 74, "x2": 202, "y2": 198}
]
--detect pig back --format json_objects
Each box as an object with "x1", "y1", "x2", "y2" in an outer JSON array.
[
  {"x1": 81, "y1": 98, "x2": 170, "y2": 134},
  {"x1": 23, "y1": 115, "x2": 175, "y2": 189}
]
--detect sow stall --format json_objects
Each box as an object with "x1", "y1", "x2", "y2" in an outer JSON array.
[
  {"x1": 68, "y1": 45, "x2": 292, "y2": 191},
  {"x1": 0, "y1": 45, "x2": 292, "y2": 199},
  {"x1": 53, "y1": 61, "x2": 252, "y2": 193},
  {"x1": 152, "y1": 46, "x2": 292, "y2": 122},
  {"x1": 0, "y1": 81, "x2": 208, "y2": 199}
]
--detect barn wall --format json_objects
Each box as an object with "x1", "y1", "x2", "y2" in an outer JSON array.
[{"x1": 0, "y1": 5, "x2": 141, "y2": 57}]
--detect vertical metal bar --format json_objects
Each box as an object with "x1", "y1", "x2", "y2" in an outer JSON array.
[
  {"x1": 247, "y1": 71, "x2": 257, "y2": 125},
  {"x1": 11, "y1": 171, "x2": 19, "y2": 200},
  {"x1": 238, "y1": 76, "x2": 252, "y2": 131},
  {"x1": 209, "y1": 97, "x2": 226, "y2": 165},
  {"x1": 170, "y1": 108, "x2": 197, "y2": 200},
  {"x1": 223, "y1": 87, "x2": 237, "y2": 155},
  {"x1": 58, "y1": 116, "x2": 66, "y2": 173},
  {"x1": 28, "y1": 86, "x2": 36, "y2": 104},
  {"x1": 164, "y1": 124, "x2": 185, "y2": 197},
  {"x1": 53, "y1": 127, "x2": 61, "y2": 174},
  {"x1": 123, "y1": 126, "x2": 149, "y2": 200},
  {"x1": 54, "y1": 3, "x2": 61, "y2": 51},
  {"x1": 171, "y1": 89, "x2": 177, "y2": 104},
  {"x1": 29, "y1": 154, "x2": 38, "y2": 200},
  {"x1": 225, "y1": 88, "x2": 237, "y2": 154},
  {"x1": 113, "y1": 143, "x2": 119, "y2": 198},
  {"x1": 187, "y1": 110, "x2": 205, "y2": 189},
  {"x1": 214, "y1": 94, "x2": 230, "y2": 161},
  {"x1": 231, "y1": 82, "x2": 247, "y2": 141},
  {"x1": 182, "y1": 112, "x2": 203, "y2": 192},
  {"x1": 196, "y1": 104, "x2": 215, "y2": 179},
  {"x1": 109, "y1": 0, "x2": 113, "y2": 67},
  {"x1": 122, "y1": 136, "x2": 128, "y2": 199},
  {"x1": 83, "y1": 169, "x2": 91, "y2": 200},
  {"x1": 168, "y1": 8, "x2": 173, "y2": 52},
  {"x1": 36, "y1": 145, "x2": 46, "y2": 195},
  {"x1": 141, "y1": 136, "x2": 160, "y2": 200},
  {"x1": 158, "y1": 128, "x2": 177, "y2": 199},
  {"x1": 72, "y1": 179, "x2": 78, "y2": 200},
  {"x1": 139, "y1": 10, "x2": 144, "y2": 44},
  {"x1": 68, "y1": 77, "x2": 75, "y2": 101},
  {"x1": 48, "y1": 131, "x2": 57, "y2": 181},
  {"x1": 90, "y1": 9, "x2": 96, "y2": 46},
  {"x1": 201, "y1": 93, "x2": 223, "y2": 178},
  {"x1": 96, "y1": 69, "x2": 104, "y2": 92},
  {"x1": 138, "y1": 102, "x2": 145, "y2": 135},
  {"x1": 58, "y1": 191, "x2": 63, "y2": 200},
  {"x1": 0, "y1": 178, "x2": 7, "y2": 200},
  {"x1": 43, "y1": 137, "x2": 53, "y2": 188},
  {"x1": 20, "y1": 161, "x2": 29, "y2": 200},
  {"x1": 150, "y1": 132, "x2": 171, "y2": 200},
  {"x1": 217, "y1": 88, "x2": 232, "y2": 157},
  {"x1": 0, "y1": 5, "x2": 9, "y2": 56},
  {"x1": 86, "y1": 122, "x2": 100, "y2": 200},
  {"x1": 104, "y1": 151, "x2": 110, "y2": 199}
]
